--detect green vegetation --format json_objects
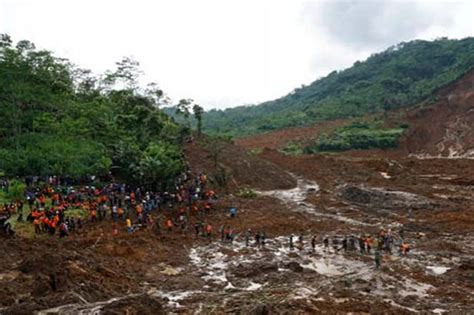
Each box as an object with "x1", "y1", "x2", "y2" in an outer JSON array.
[
  {"x1": 248, "y1": 148, "x2": 263, "y2": 156},
  {"x1": 5, "y1": 180, "x2": 26, "y2": 201},
  {"x1": 280, "y1": 141, "x2": 304, "y2": 156},
  {"x1": 305, "y1": 121, "x2": 407, "y2": 152},
  {"x1": 236, "y1": 188, "x2": 258, "y2": 198},
  {"x1": 0, "y1": 34, "x2": 186, "y2": 189},
  {"x1": 198, "y1": 37, "x2": 474, "y2": 136}
]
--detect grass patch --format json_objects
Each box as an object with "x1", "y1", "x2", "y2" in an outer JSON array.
[
  {"x1": 8, "y1": 215, "x2": 36, "y2": 238},
  {"x1": 280, "y1": 141, "x2": 304, "y2": 156},
  {"x1": 64, "y1": 207, "x2": 88, "y2": 219},
  {"x1": 248, "y1": 148, "x2": 263, "y2": 156},
  {"x1": 236, "y1": 188, "x2": 258, "y2": 199}
]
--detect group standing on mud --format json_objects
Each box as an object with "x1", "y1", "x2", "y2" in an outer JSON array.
[
  {"x1": 1, "y1": 168, "x2": 219, "y2": 240},
  {"x1": 1, "y1": 169, "x2": 416, "y2": 272}
]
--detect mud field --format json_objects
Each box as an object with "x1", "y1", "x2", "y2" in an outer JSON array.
[{"x1": 1, "y1": 140, "x2": 474, "y2": 314}]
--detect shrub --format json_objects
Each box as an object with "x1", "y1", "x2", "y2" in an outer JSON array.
[
  {"x1": 236, "y1": 188, "x2": 258, "y2": 198},
  {"x1": 6, "y1": 180, "x2": 26, "y2": 201},
  {"x1": 306, "y1": 120, "x2": 405, "y2": 152}
]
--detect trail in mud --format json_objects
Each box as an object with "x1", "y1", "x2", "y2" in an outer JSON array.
[{"x1": 258, "y1": 175, "x2": 373, "y2": 226}]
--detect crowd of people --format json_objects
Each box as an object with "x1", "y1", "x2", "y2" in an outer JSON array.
[
  {"x1": 310, "y1": 228, "x2": 411, "y2": 269},
  {"x1": 1, "y1": 169, "x2": 221, "y2": 239},
  {"x1": 1, "y1": 172, "x2": 416, "y2": 271}
]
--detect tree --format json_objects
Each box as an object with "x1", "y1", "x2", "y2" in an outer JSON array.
[
  {"x1": 104, "y1": 56, "x2": 142, "y2": 90},
  {"x1": 175, "y1": 99, "x2": 192, "y2": 119},
  {"x1": 139, "y1": 142, "x2": 184, "y2": 190},
  {"x1": 193, "y1": 104, "x2": 204, "y2": 136}
]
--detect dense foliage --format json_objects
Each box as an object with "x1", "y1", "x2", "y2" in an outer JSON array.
[
  {"x1": 0, "y1": 34, "x2": 185, "y2": 189},
  {"x1": 199, "y1": 37, "x2": 474, "y2": 136},
  {"x1": 305, "y1": 121, "x2": 406, "y2": 152}
]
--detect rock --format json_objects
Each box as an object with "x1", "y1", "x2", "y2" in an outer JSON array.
[
  {"x1": 66, "y1": 261, "x2": 87, "y2": 277},
  {"x1": 160, "y1": 266, "x2": 181, "y2": 276},
  {"x1": 233, "y1": 262, "x2": 278, "y2": 278},
  {"x1": 0, "y1": 271, "x2": 20, "y2": 282},
  {"x1": 285, "y1": 261, "x2": 303, "y2": 273},
  {"x1": 458, "y1": 259, "x2": 474, "y2": 271}
]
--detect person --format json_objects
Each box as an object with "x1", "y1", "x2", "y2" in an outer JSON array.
[
  {"x1": 374, "y1": 250, "x2": 381, "y2": 269},
  {"x1": 342, "y1": 237, "x2": 348, "y2": 252},
  {"x1": 400, "y1": 241, "x2": 410, "y2": 255},
  {"x1": 245, "y1": 229, "x2": 252, "y2": 247},
  {"x1": 166, "y1": 218, "x2": 173, "y2": 232},
  {"x1": 112, "y1": 205, "x2": 118, "y2": 222},
  {"x1": 260, "y1": 231, "x2": 266, "y2": 247},
  {"x1": 205, "y1": 223, "x2": 212, "y2": 238},
  {"x1": 372, "y1": 237, "x2": 379, "y2": 252},
  {"x1": 117, "y1": 207, "x2": 124, "y2": 219},
  {"x1": 126, "y1": 218, "x2": 133, "y2": 233},
  {"x1": 311, "y1": 235, "x2": 316, "y2": 253},
  {"x1": 34, "y1": 216, "x2": 41, "y2": 234},
  {"x1": 90, "y1": 208, "x2": 97, "y2": 222},
  {"x1": 178, "y1": 215, "x2": 187, "y2": 234},
  {"x1": 349, "y1": 235, "x2": 356, "y2": 251},
  {"x1": 59, "y1": 222, "x2": 68, "y2": 238},
  {"x1": 194, "y1": 222, "x2": 202, "y2": 238},
  {"x1": 255, "y1": 231, "x2": 261, "y2": 247},
  {"x1": 219, "y1": 225, "x2": 225, "y2": 242},
  {"x1": 358, "y1": 235, "x2": 365, "y2": 254},
  {"x1": 289, "y1": 234, "x2": 294, "y2": 250},
  {"x1": 204, "y1": 202, "x2": 211, "y2": 214},
  {"x1": 323, "y1": 236, "x2": 329, "y2": 252},
  {"x1": 76, "y1": 217, "x2": 83, "y2": 230},
  {"x1": 230, "y1": 207, "x2": 237, "y2": 218},
  {"x1": 365, "y1": 235, "x2": 372, "y2": 254},
  {"x1": 228, "y1": 228, "x2": 235, "y2": 244},
  {"x1": 298, "y1": 233, "x2": 304, "y2": 251},
  {"x1": 332, "y1": 237, "x2": 339, "y2": 253}
]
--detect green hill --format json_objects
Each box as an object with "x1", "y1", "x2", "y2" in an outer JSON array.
[{"x1": 201, "y1": 37, "x2": 474, "y2": 136}]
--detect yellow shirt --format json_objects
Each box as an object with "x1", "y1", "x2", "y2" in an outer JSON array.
[{"x1": 126, "y1": 219, "x2": 132, "y2": 228}]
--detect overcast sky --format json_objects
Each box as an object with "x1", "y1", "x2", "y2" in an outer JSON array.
[{"x1": 1, "y1": 0, "x2": 473, "y2": 109}]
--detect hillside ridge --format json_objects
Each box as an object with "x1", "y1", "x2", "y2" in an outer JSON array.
[{"x1": 200, "y1": 37, "x2": 474, "y2": 136}]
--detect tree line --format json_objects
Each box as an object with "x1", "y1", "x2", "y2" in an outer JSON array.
[{"x1": 0, "y1": 34, "x2": 200, "y2": 189}]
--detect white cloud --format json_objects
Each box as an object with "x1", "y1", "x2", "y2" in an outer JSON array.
[{"x1": 0, "y1": 0, "x2": 473, "y2": 109}]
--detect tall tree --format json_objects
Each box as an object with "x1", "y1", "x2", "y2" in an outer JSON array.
[{"x1": 193, "y1": 104, "x2": 204, "y2": 136}]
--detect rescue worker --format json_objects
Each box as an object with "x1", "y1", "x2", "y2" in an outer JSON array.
[
  {"x1": 374, "y1": 250, "x2": 382, "y2": 269},
  {"x1": 323, "y1": 236, "x2": 330, "y2": 252},
  {"x1": 311, "y1": 235, "x2": 316, "y2": 253},
  {"x1": 126, "y1": 218, "x2": 133, "y2": 233},
  {"x1": 400, "y1": 241, "x2": 410, "y2": 255},
  {"x1": 245, "y1": 229, "x2": 252, "y2": 247}
]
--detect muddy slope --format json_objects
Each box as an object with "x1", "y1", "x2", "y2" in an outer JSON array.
[
  {"x1": 238, "y1": 70, "x2": 474, "y2": 158},
  {"x1": 400, "y1": 70, "x2": 474, "y2": 158},
  {"x1": 184, "y1": 138, "x2": 296, "y2": 192}
]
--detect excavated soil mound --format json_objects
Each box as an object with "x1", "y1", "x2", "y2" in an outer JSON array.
[{"x1": 338, "y1": 185, "x2": 435, "y2": 210}]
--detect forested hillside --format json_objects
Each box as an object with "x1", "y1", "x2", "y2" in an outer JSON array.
[
  {"x1": 201, "y1": 38, "x2": 474, "y2": 136},
  {"x1": 0, "y1": 34, "x2": 186, "y2": 189}
]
